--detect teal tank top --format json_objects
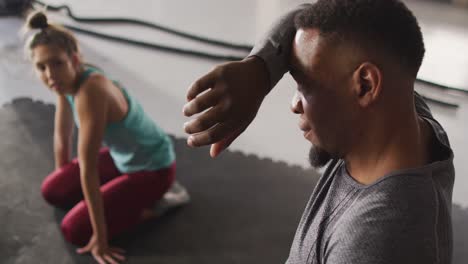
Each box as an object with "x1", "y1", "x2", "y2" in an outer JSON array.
[{"x1": 65, "y1": 66, "x2": 175, "y2": 173}]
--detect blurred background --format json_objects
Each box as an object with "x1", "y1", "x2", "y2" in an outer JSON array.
[{"x1": 0, "y1": 0, "x2": 467, "y2": 263}]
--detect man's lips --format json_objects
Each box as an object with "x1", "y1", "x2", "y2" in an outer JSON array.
[
  {"x1": 298, "y1": 120, "x2": 311, "y2": 132},
  {"x1": 303, "y1": 130, "x2": 312, "y2": 139},
  {"x1": 298, "y1": 120, "x2": 312, "y2": 139}
]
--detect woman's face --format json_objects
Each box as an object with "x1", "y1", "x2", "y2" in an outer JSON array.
[{"x1": 32, "y1": 45, "x2": 80, "y2": 95}]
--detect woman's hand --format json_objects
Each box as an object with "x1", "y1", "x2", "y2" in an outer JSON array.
[{"x1": 77, "y1": 234, "x2": 126, "y2": 264}]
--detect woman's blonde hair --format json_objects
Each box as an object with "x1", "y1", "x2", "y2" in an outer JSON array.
[{"x1": 24, "y1": 11, "x2": 80, "y2": 57}]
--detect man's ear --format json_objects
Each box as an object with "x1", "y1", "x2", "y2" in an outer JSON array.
[{"x1": 351, "y1": 62, "x2": 382, "y2": 107}]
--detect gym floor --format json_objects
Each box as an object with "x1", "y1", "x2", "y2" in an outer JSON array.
[{"x1": 0, "y1": 0, "x2": 467, "y2": 263}]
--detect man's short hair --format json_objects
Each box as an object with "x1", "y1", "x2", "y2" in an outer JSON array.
[{"x1": 295, "y1": 0, "x2": 425, "y2": 77}]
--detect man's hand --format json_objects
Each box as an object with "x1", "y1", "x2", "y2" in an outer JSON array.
[{"x1": 183, "y1": 56, "x2": 270, "y2": 157}]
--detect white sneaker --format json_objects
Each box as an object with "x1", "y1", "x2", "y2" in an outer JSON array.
[{"x1": 153, "y1": 181, "x2": 190, "y2": 216}]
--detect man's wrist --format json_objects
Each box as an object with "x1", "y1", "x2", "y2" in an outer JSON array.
[{"x1": 244, "y1": 56, "x2": 271, "y2": 96}]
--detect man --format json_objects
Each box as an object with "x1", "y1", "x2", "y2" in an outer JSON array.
[{"x1": 183, "y1": 1, "x2": 454, "y2": 263}]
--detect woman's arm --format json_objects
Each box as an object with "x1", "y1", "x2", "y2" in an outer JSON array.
[
  {"x1": 75, "y1": 76, "x2": 109, "y2": 249},
  {"x1": 54, "y1": 95, "x2": 74, "y2": 169},
  {"x1": 75, "y1": 75, "x2": 126, "y2": 263}
]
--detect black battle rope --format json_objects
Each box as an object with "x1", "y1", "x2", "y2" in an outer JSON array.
[
  {"x1": 33, "y1": 0, "x2": 252, "y2": 52},
  {"x1": 32, "y1": 0, "x2": 467, "y2": 104},
  {"x1": 64, "y1": 24, "x2": 245, "y2": 61}
]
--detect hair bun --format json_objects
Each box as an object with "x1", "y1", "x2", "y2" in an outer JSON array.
[{"x1": 27, "y1": 11, "x2": 48, "y2": 30}]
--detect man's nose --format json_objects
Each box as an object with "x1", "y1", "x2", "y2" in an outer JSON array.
[{"x1": 290, "y1": 92, "x2": 303, "y2": 114}]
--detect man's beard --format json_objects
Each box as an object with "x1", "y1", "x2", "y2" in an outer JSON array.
[{"x1": 308, "y1": 146, "x2": 333, "y2": 169}]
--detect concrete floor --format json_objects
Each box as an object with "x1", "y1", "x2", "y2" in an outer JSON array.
[
  {"x1": 0, "y1": 0, "x2": 467, "y2": 262},
  {"x1": 0, "y1": 97, "x2": 320, "y2": 264},
  {"x1": 4, "y1": 0, "x2": 467, "y2": 206}
]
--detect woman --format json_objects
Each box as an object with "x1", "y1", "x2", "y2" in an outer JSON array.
[{"x1": 24, "y1": 11, "x2": 189, "y2": 264}]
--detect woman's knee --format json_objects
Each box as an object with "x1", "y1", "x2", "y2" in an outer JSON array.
[
  {"x1": 60, "y1": 215, "x2": 90, "y2": 247},
  {"x1": 41, "y1": 172, "x2": 64, "y2": 206},
  {"x1": 41, "y1": 163, "x2": 79, "y2": 207}
]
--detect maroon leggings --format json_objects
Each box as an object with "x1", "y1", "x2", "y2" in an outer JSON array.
[{"x1": 41, "y1": 148, "x2": 175, "y2": 246}]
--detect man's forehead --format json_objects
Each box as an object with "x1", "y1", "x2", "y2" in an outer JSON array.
[
  {"x1": 293, "y1": 28, "x2": 356, "y2": 71},
  {"x1": 295, "y1": 28, "x2": 321, "y2": 44},
  {"x1": 292, "y1": 28, "x2": 325, "y2": 69}
]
